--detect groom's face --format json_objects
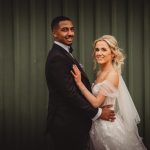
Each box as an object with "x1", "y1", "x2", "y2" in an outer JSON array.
[{"x1": 53, "y1": 20, "x2": 75, "y2": 46}]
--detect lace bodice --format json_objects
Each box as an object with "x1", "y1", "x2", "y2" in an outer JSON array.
[{"x1": 92, "y1": 80, "x2": 119, "y2": 109}]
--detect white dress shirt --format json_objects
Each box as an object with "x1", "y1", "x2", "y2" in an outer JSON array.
[{"x1": 54, "y1": 41, "x2": 70, "y2": 53}]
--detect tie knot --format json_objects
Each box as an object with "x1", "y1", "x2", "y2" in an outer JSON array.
[{"x1": 69, "y1": 46, "x2": 73, "y2": 53}]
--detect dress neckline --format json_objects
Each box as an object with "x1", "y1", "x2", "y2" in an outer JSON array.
[
  {"x1": 92, "y1": 80, "x2": 118, "y2": 90},
  {"x1": 93, "y1": 80, "x2": 108, "y2": 86}
]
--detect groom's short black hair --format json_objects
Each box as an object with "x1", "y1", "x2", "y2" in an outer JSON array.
[{"x1": 51, "y1": 16, "x2": 72, "y2": 31}]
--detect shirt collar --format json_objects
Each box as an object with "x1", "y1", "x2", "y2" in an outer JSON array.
[{"x1": 54, "y1": 41, "x2": 70, "y2": 53}]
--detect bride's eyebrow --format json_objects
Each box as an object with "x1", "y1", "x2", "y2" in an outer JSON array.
[{"x1": 95, "y1": 47, "x2": 107, "y2": 51}]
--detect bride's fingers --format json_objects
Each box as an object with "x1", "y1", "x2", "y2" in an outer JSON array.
[
  {"x1": 70, "y1": 70, "x2": 76, "y2": 77},
  {"x1": 73, "y1": 65, "x2": 80, "y2": 74},
  {"x1": 74, "y1": 65, "x2": 80, "y2": 72},
  {"x1": 73, "y1": 65, "x2": 78, "y2": 70},
  {"x1": 71, "y1": 70, "x2": 78, "y2": 79},
  {"x1": 72, "y1": 65, "x2": 79, "y2": 74}
]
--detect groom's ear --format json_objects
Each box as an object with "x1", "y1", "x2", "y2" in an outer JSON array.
[
  {"x1": 53, "y1": 30, "x2": 57, "y2": 38},
  {"x1": 52, "y1": 27, "x2": 59, "y2": 38}
]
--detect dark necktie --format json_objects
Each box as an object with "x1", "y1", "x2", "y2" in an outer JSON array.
[{"x1": 69, "y1": 46, "x2": 73, "y2": 53}]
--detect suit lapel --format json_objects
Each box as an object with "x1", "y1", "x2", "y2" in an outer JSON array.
[
  {"x1": 72, "y1": 57, "x2": 89, "y2": 79},
  {"x1": 62, "y1": 50, "x2": 89, "y2": 79},
  {"x1": 53, "y1": 44, "x2": 89, "y2": 80}
]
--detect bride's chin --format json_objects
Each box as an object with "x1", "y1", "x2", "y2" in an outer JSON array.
[{"x1": 96, "y1": 61, "x2": 103, "y2": 64}]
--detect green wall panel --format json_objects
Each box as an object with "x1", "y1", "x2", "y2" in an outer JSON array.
[{"x1": 0, "y1": 0, "x2": 149, "y2": 149}]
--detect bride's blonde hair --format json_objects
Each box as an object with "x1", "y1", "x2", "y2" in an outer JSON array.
[{"x1": 92, "y1": 35, "x2": 125, "y2": 74}]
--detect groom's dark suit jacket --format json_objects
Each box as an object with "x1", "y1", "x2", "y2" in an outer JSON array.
[{"x1": 45, "y1": 44, "x2": 98, "y2": 146}]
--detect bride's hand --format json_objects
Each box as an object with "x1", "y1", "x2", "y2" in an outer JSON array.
[{"x1": 71, "y1": 64, "x2": 81, "y2": 84}]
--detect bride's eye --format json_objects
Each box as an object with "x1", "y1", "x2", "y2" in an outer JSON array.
[
  {"x1": 101, "y1": 48, "x2": 107, "y2": 51},
  {"x1": 95, "y1": 48, "x2": 100, "y2": 52},
  {"x1": 95, "y1": 47, "x2": 107, "y2": 52}
]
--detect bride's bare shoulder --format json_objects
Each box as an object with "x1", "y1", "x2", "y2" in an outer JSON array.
[{"x1": 106, "y1": 70, "x2": 119, "y2": 88}]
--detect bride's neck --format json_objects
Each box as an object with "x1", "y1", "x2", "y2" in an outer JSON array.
[
  {"x1": 95, "y1": 64, "x2": 114, "y2": 82},
  {"x1": 99, "y1": 63, "x2": 114, "y2": 73}
]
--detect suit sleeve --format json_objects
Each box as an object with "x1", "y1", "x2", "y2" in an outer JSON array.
[{"x1": 46, "y1": 55, "x2": 98, "y2": 119}]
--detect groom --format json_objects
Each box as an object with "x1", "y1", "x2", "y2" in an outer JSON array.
[{"x1": 45, "y1": 16, "x2": 115, "y2": 150}]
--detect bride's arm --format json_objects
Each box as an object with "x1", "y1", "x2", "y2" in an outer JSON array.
[{"x1": 71, "y1": 65, "x2": 106, "y2": 108}]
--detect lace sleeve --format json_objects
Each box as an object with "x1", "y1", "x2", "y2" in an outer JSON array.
[{"x1": 97, "y1": 80, "x2": 119, "y2": 98}]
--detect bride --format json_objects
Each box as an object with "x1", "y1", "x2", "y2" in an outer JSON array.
[{"x1": 71, "y1": 35, "x2": 147, "y2": 150}]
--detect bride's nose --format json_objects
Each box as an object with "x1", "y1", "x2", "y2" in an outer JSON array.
[{"x1": 96, "y1": 49, "x2": 103, "y2": 55}]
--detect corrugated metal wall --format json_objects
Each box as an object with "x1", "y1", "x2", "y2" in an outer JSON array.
[{"x1": 0, "y1": 0, "x2": 149, "y2": 149}]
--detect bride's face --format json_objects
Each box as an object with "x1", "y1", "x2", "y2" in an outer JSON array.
[{"x1": 94, "y1": 40, "x2": 114, "y2": 65}]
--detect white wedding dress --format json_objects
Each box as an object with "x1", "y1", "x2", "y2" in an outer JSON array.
[{"x1": 89, "y1": 76, "x2": 147, "y2": 150}]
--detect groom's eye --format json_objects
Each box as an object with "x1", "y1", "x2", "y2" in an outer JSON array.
[{"x1": 61, "y1": 28, "x2": 69, "y2": 32}]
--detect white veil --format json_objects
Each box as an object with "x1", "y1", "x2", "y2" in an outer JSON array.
[{"x1": 117, "y1": 76, "x2": 141, "y2": 131}]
